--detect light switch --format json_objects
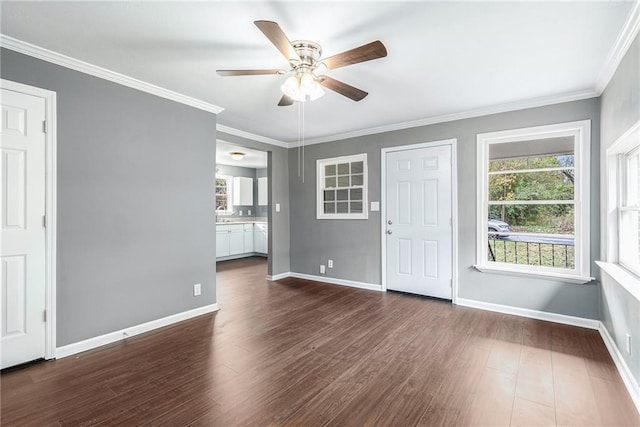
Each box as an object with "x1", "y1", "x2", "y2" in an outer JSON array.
[
  {"x1": 371, "y1": 201, "x2": 380, "y2": 211},
  {"x1": 276, "y1": 203, "x2": 281, "y2": 212}
]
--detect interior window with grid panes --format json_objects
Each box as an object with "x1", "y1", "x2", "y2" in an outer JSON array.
[{"x1": 317, "y1": 154, "x2": 367, "y2": 219}]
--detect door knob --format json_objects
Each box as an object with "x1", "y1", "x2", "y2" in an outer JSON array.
[
  {"x1": 387, "y1": 220, "x2": 393, "y2": 225},
  {"x1": 386, "y1": 230, "x2": 392, "y2": 235}
]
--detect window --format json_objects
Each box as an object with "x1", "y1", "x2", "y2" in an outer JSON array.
[
  {"x1": 619, "y1": 147, "x2": 640, "y2": 276},
  {"x1": 476, "y1": 121, "x2": 591, "y2": 283},
  {"x1": 215, "y1": 174, "x2": 233, "y2": 214},
  {"x1": 317, "y1": 154, "x2": 368, "y2": 219}
]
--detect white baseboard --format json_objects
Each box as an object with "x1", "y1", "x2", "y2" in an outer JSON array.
[
  {"x1": 456, "y1": 298, "x2": 600, "y2": 329},
  {"x1": 288, "y1": 272, "x2": 383, "y2": 292},
  {"x1": 598, "y1": 323, "x2": 640, "y2": 414},
  {"x1": 56, "y1": 303, "x2": 219, "y2": 359},
  {"x1": 267, "y1": 271, "x2": 291, "y2": 281}
]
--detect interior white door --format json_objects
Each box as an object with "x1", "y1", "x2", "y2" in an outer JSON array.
[
  {"x1": 1, "y1": 88, "x2": 47, "y2": 369},
  {"x1": 385, "y1": 144, "x2": 453, "y2": 299}
]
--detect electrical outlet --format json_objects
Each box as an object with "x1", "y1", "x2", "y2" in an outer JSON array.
[
  {"x1": 320, "y1": 264, "x2": 326, "y2": 274},
  {"x1": 328, "y1": 260, "x2": 333, "y2": 268},
  {"x1": 626, "y1": 333, "x2": 632, "y2": 355},
  {"x1": 239, "y1": 210, "x2": 243, "y2": 216},
  {"x1": 193, "y1": 283, "x2": 201, "y2": 296},
  {"x1": 248, "y1": 209, "x2": 252, "y2": 216}
]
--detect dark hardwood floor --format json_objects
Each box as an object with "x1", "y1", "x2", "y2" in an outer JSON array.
[{"x1": 2, "y1": 256, "x2": 639, "y2": 426}]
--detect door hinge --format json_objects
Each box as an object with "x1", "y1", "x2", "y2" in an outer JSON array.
[
  {"x1": 43, "y1": 310, "x2": 47, "y2": 322},
  {"x1": 42, "y1": 120, "x2": 48, "y2": 134}
]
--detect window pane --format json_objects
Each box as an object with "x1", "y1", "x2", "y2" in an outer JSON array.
[
  {"x1": 216, "y1": 178, "x2": 228, "y2": 187},
  {"x1": 336, "y1": 189, "x2": 348, "y2": 201},
  {"x1": 336, "y1": 202, "x2": 349, "y2": 213},
  {"x1": 325, "y1": 176, "x2": 336, "y2": 188},
  {"x1": 626, "y1": 151, "x2": 640, "y2": 207},
  {"x1": 489, "y1": 170, "x2": 574, "y2": 201},
  {"x1": 489, "y1": 154, "x2": 574, "y2": 172},
  {"x1": 216, "y1": 187, "x2": 227, "y2": 195},
  {"x1": 325, "y1": 164, "x2": 336, "y2": 177},
  {"x1": 337, "y1": 176, "x2": 350, "y2": 187},
  {"x1": 337, "y1": 163, "x2": 349, "y2": 175},
  {"x1": 324, "y1": 190, "x2": 335, "y2": 201},
  {"x1": 350, "y1": 188, "x2": 363, "y2": 201},
  {"x1": 324, "y1": 202, "x2": 335, "y2": 214},
  {"x1": 351, "y1": 174, "x2": 363, "y2": 186},
  {"x1": 488, "y1": 204, "x2": 574, "y2": 235},
  {"x1": 350, "y1": 202, "x2": 363, "y2": 213},
  {"x1": 619, "y1": 210, "x2": 640, "y2": 273},
  {"x1": 351, "y1": 161, "x2": 364, "y2": 174}
]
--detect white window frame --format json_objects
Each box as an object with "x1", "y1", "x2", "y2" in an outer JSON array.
[
  {"x1": 597, "y1": 120, "x2": 640, "y2": 302},
  {"x1": 316, "y1": 153, "x2": 368, "y2": 220},
  {"x1": 475, "y1": 120, "x2": 592, "y2": 284},
  {"x1": 215, "y1": 174, "x2": 233, "y2": 215}
]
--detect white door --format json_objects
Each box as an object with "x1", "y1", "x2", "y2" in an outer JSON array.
[
  {"x1": 1, "y1": 88, "x2": 47, "y2": 369},
  {"x1": 385, "y1": 144, "x2": 453, "y2": 299}
]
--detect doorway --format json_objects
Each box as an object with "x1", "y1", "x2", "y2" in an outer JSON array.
[
  {"x1": 1, "y1": 79, "x2": 57, "y2": 369},
  {"x1": 381, "y1": 140, "x2": 458, "y2": 300}
]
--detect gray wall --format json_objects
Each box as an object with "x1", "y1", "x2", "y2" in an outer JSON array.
[
  {"x1": 599, "y1": 33, "x2": 640, "y2": 384},
  {"x1": 217, "y1": 132, "x2": 290, "y2": 277},
  {"x1": 1, "y1": 48, "x2": 217, "y2": 346},
  {"x1": 289, "y1": 98, "x2": 601, "y2": 319},
  {"x1": 216, "y1": 163, "x2": 259, "y2": 217}
]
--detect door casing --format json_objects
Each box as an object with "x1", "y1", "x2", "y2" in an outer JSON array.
[
  {"x1": 381, "y1": 139, "x2": 458, "y2": 303},
  {"x1": 1, "y1": 79, "x2": 57, "y2": 360}
]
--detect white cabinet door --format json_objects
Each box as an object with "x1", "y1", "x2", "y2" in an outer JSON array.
[
  {"x1": 233, "y1": 177, "x2": 253, "y2": 206},
  {"x1": 258, "y1": 177, "x2": 268, "y2": 206},
  {"x1": 229, "y1": 230, "x2": 244, "y2": 255},
  {"x1": 254, "y1": 225, "x2": 267, "y2": 254},
  {"x1": 216, "y1": 230, "x2": 230, "y2": 257},
  {"x1": 244, "y1": 225, "x2": 254, "y2": 252}
]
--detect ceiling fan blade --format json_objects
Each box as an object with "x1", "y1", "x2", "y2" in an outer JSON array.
[
  {"x1": 254, "y1": 20, "x2": 300, "y2": 62},
  {"x1": 321, "y1": 40, "x2": 387, "y2": 70},
  {"x1": 319, "y1": 76, "x2": 368, "y2": 101},
  {"x1": 216, "y1": 69, "x2": 281, "y2": 76},
  {"x1": 278, "y1": 94, "x2": 294, "y2": 106}
]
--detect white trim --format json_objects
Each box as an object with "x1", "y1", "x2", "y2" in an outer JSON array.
[
  {"x1": 298, "y1": 90, "x2": 598, "y2": 147},
  {"x1": 598, "y1": 322, "x2": 640, "y2": 414},
  {"x1": 0, "y1": 34, "x2": 224, "y2": 115},
  {"x1": 266, "y1": 272, "x2": 291, "y2": 281},
  {"x1": 476, "y1": 120, "x2": 591, "y2": 282},
  {"x1": 0, "y1": 79, "x2": 58, "y2": 360},
  {"x1": 595, "y1": 1, "x2": 640, "y2": 93},
  {"x1": 456, "y1": 298, "x2": 600, "y2": 329},
  {"x1": 596, "y1": 261, "x2": 640, "y2": 303},
  {"x1": 287, "y1": 272, "x2": 383, "y2": 292},
  {"x1": 55, "y1": 303, "x2": 219, "y2": 359},
  {"x1": 216, "y1": 124, "x2": 289, "y2": 149},
  {"x1": 380, "y1": 139, "x2": 458, "y2": 303}
]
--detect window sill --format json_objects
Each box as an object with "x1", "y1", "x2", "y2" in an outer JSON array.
[
  {"x1": 596, "y1": 261, "x2": 640, "y2": 302},
  {"x1": 473, "y1": 264, "x2": 594, "y2": 284}
]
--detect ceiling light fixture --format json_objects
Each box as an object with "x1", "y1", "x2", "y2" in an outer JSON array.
[
  {"x1": 230, "y1": 151, "x2": 245, "y2": 160},
  {"x1": 281, "y1": 71, "x2": 325, "y2": 103}
]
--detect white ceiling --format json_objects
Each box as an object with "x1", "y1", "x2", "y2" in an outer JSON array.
[
  {"x1": 217, "y1": 140, "x2": 268, "y2": 169},
  {"x1": 0, "y1": 1, "x2": 635, "y2": 143}
]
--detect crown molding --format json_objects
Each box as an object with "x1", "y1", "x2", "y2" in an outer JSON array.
[
  {"x1": 0, "y1": 34, "x2": 224, "y2": 115},
  {"x1": 216, "y1": 124, "x2": 290, "y2": 148},
  {"x1": 595, "y1": 1, "x2": 640, "y2": 93},
  {"x1": 299, "y1": 89, "x2": 599, "y2": 146}
]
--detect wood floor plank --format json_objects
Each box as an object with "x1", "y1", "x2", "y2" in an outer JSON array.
[{"x1": 2, "y1": 257, "x2": 638, "y2": 426}]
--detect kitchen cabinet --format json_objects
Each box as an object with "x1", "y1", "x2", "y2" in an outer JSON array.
[
  {"x1": 216, "y1": 224, "x2": 244, "y2": 257},
  {"x1": 254, "y1": 223, "x2": 268, "y2": 254},
  {"x1": 244, "y1": 224, "x2": 254, "y2": 253},
  {"x1": 233, "y1": 177, "x2": 253, "y2": 206},
  {"x1": 258, "y1": 177, "x2": 268, "y2": 206},
  {"x1": 216, "y1": 230, "x2": 230, "y2": 257}
]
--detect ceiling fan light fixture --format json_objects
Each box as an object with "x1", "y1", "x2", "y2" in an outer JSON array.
[
  {"x1": 230, "y1": 151, "x2": 245, "y2": 160},
  {"x1": 280, "y1": 72, "x2": 325, "y2": 103}
]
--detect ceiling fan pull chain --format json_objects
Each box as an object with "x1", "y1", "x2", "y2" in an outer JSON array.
[{"x1": 302, "y1": 102, "x2": 305, "y2": 184}]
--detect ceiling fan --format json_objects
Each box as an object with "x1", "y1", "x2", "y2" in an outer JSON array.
[{"x1": 216, "y1": 20, "x2": 387, "y2": 106}]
